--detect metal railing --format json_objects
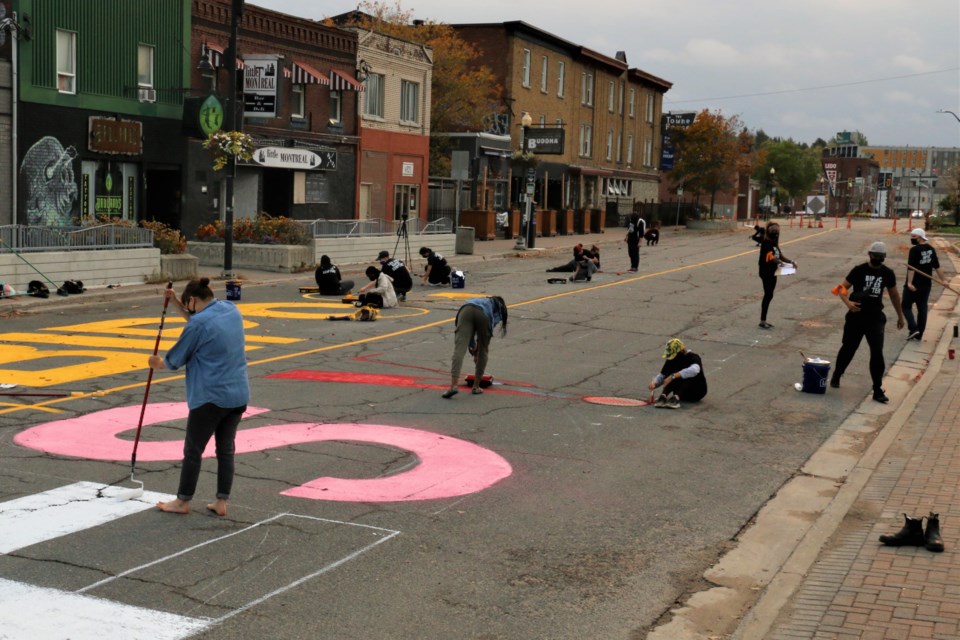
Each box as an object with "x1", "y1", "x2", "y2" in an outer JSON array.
[
  {"x1": 302, "y1": 217, "x2": 453, "y2": 238},
  {"x1": 0, "y1": 225, "x2": 155, "y2": 252}
]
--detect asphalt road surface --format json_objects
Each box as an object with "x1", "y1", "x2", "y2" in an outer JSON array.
[{"x1": 0, "y1": 220, "x2": 935, "y2": 639}]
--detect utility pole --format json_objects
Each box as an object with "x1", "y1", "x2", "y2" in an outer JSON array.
[{"x1": 222, "y1": 0, "x2": 244, "y2": 279}]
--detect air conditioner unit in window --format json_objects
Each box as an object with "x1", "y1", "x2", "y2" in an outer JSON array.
[{"x1": 138, "y1": 87, "x2": 156, "y2": 103}]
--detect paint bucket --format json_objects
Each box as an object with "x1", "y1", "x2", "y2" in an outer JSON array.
[
  {"x1": 801, "y1": 358, "x2": 831, "y2": 394},
  {"x1": 225, "y1": 280, "x2": 241, "y2": 301},
  {"x1": 451, "y1": 270, "x2": 465, "y2": 289}
]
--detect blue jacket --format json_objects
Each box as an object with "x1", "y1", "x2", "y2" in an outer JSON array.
[
  {"x1": 163, "y1": 299, "x2": 249, "y2": 410},
  {"x1": 460, "y1": 297, "x2": 503, "y2": 335}
]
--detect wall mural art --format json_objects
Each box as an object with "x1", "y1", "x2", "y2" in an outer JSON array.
[{"x1": 20, "y1": 136, "x2": 79, "y2": 226}]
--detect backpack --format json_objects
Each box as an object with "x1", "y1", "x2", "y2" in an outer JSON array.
[
  {"x1": 28, "y1": 280, "x2": 50, "y2": 298},
  {"x1": 62, "y1": 280, "x2": 85, "y2": 294}
]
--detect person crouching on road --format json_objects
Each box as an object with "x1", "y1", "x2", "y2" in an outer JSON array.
[
  {"x1": 357, "y1": 266, "x2": 398, "y2": 309},
  {"x1": 419, "y1": 246, "x2": 451, "y2": 286},
  {"x1": 829, "y1": 241, "x2": 905, "y2": 403},
  {"x1": 442, "y1": 296, "x2": 508, "y2": 399},
  {"x1": 648, "y1": 338, "x2": 707, "y2": 408},
  {"x1": 315, "y1": 254, "x2": 354, "y2": 296},
  {"x1": 150, "y1": 277, "x2": 249, "y2": 517},
  {"x1": 377, "y1": 250, "x2": 413, "y2": 301}
]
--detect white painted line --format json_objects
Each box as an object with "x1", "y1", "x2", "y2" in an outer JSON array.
[
  {"x1": 0, "y1": 577, "x2": 210, "y2": 640},
  {"x1": 0, "y1": 482, "x2": 173, "y2": 554}
]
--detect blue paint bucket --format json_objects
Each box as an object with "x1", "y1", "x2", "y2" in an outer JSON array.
[
  {"x1": 451, "y1": 270, "x2": 465, "y2": 289},
  {"x1": 801, "y1": 358, "x2": 830, "y2": 394},
  {"x1": 225, "y1": 280, "x2": 241, "y2": 301}
]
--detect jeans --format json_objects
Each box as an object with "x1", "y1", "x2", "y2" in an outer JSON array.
[
  {"x1": 901, "y1": 286, "x2": 930, "y2": 337},
  {"x1": 177, "y1": 403, "x2": 246, "y2": 501},
  {"x1": 832, "y1": 311, "x2": 886, "y2": 391}
]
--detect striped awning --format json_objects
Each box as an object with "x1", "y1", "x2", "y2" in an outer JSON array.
[
  {"x1": 330, "y1": 69, "x2": 366, "y2": 92},
  {"x1": 289, "y1": 60, "x2": 329, "y2": 85},
  {"x1": 204, "y1": 44, "x2": 244, "y2": 70}
]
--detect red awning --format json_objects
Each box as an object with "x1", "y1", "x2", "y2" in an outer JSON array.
[
  {"x1": 204, "y1": 44, "x2": 244, "y2": 70},
  {"x1": 330, "y1": 69, "x2": 366, "y2": 92},
  {"x1": 290, "y1": 60, "x2": 329, "y2": 85}
]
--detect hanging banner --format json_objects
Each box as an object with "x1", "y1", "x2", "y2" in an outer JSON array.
[
  {"x1": 659, "y1": 111, "x2": 696, "y2": 171},
  {"x1": 243, "y1": 56, "x2": 279, "y2": 118}
]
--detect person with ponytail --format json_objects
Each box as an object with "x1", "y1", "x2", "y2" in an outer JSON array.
[
  {"x1": 442, "y1": 296, "x2": 508, "y2": 398},
  {"x1": 148, "y1": 277, "x2": 249, "y2": 517}
]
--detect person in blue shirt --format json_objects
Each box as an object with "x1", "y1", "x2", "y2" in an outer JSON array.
[
  {"x1": 149, "y1": 277, "x2": 249, "y2": 517},
  {"x1": 442, "y1": 296, "x2": 508, "y2": 398}
]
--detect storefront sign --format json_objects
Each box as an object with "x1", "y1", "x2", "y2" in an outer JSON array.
[
  {"x1": 94, "y1": 163, "x2": 123, "y2": 216},
  {"x1": 243, "y1": 56, "x2": 279, "y2": 118},
  {"x1": 252, "y1": 146, "x2": 323, "y2": 170},
  {"x1": 88, "y1": 117, "x2": 143, "y2": 155},
  {"x1": 525, "y1": 128, "x2": 564, "y2": 155},
  {"x1": 199, "y1": 95, "x2": 224, "y2": 136}
]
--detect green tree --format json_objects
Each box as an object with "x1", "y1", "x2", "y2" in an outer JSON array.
[
  {"x1": 753, "y1": 139, "x2": 822, "y2": 210},
  {"x1": 669, "y1": 109, "x2": 744, "y2": 217}
]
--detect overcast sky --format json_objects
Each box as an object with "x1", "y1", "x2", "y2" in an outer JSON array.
[{"x1": 255, "y1": 0, "x2": 960, "y2": 148}]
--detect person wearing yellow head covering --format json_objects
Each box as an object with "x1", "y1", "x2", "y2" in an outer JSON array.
[{"x1": 648, "y1": 338, "x2": 708, "y2": 408}]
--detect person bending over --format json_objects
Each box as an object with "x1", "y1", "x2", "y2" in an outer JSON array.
[
  {"x1": 648, "y1": 338, "x2": 707, "y2": 409},
  {"x1": 377, "y1": 250, "x2": 413, "y2": 301},
  {"x1": 442, "y1": 296, "x2": 508, "y2": 398}
]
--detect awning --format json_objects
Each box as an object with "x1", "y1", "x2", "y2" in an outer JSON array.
[
  {"x1": 330, "y1": 69, "x2": 366, "y2": 92},
  {"x1": 290, "y1": 60, "x2": 329, "y2": 85},
  {"x1": 205, "y1": 44, "x2": 244, "y2": 69}
]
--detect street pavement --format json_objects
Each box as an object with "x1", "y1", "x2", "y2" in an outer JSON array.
[{"x1": 0, "y1": 219, "x2": 958, "y2": 640}]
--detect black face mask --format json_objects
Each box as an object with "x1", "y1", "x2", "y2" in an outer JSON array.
[
  {"x1": 768, "y1": 232, "x2": 779, "y2": 241},
  {"x1": 910, "y1": 238, "x2": 919, "y2": 246},
  {"x1": 869, "y1": 255, "x2": 885, "y2": 266}
]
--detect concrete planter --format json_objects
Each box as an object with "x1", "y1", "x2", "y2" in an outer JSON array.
[
  {"x1": 159, "y1": 254, "x2": 199, "y2": 281},
  {"x1": 685, "y1": 219, "x2": 739, "y2": 231},
  {"x1": 187, "y1": 242, "x2": 313, "y2": 273}
]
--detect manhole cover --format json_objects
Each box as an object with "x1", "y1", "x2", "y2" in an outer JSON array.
[{"x1": 582, "y1": 396, "x2": 648, "y2": 407}]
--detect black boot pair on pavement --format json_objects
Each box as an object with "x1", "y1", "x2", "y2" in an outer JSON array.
[{"x1": 879, "y1": 512, "x2": 944, "y2": 552}]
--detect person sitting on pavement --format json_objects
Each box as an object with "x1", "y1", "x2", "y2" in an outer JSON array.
[
  {"x1": 648, "y1": 338, "x2": 708, "y2": 408},
  {"x1": 357, "y1": 266, "x2": 398, "y2": 309},
  {"x1": 377, "y1": 250, "x2": 413, "y2": 301},
  {"x1": 571, "y1": 245, "x2": 600, "y2": 281},
  {"x1": 419, "y1": 246, "x2": 451, "y2": 286},
  {"x1": 314, "y1": 255, "x2": 354, "y2": 296},
  {"x1": 547, "y1": 243, "x2": 585, "y2": 272}
]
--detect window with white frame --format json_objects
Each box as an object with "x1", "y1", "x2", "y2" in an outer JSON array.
[
  {"x1": 608, "y1": 81, "x2": 615, "y2": 112},
  {"x1": 579, "y1": 124, "x2": 592, "y2": 157},
  {"x1": 540, "y1": 55, "x2": 548, "y2": 92},
  {"x1": 291, "y1": 84, "x2": 305, "y2": 119},
  {"x1": 606, "y1": 178, "x2": 631, "y2": 197},
  {"x1": 628, "y1": 88, "x2": 635, "y2": 117},
  {"x1": 137, "y1": 44, "x2": 154, "y2": 88},
  {"x1": 557, "y1": 61, "x2": 565, "y2": 97},
  {"x1": 645, "y1": 91, "x2": 655, "y2": 122},
  {"x1": 606, "y1": 129, "x2": 613, "y2": 160},
  {"x1": 627, "y1": 134, "x2": 634, "y2": 164},
  {"x1": 539, "y1": 114, "x2": 546, "y2": 127},
  {"x1": 616, "y1": 135, "x2": 622, "y2": 162},
  {"x1": 522, "y1": 49, "x2": 531, "y2": 87},
  {"x1": 643, "y1": 138, "x2": 653, "y2": 166},
  {"x1": 363, "y1": 73, "x2": 385, "y2": 118},
  {"x1": 329, "y1": 89, "x2": 341, "y2": 123},
  {"x1": 581, "y1": 72, "x2": 593, "y2": 106},
  {"x1": 57, "y1": 30, "x2": 76, "y2": 94},
  {"x1": 400, "y1": 80, "x2": 419, "y2": 123},
  {"x1": 618, "y1": 83, "x2": 624, "y2": 115}
]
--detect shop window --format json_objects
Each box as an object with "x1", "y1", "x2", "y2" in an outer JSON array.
[{"x1": 57, "y1": 30, "x2": 76, "y2": 94}]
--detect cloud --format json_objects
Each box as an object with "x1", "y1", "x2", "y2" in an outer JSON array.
[{"x1": 891, "y1": 55, "x2": 938, "y2": 73}]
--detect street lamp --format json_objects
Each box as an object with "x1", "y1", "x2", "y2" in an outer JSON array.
[
  {"x1": 514, "y1": 111, "x2": 535, "y2": 250},
  {"x1": 768, "y1": 167, "x2": 777, "y2": 218},
  {"x1": 937, "y1": 109, "x2": 960, "y2": 123}
]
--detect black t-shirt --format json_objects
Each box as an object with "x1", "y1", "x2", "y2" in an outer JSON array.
[
  {"x1": 758, "y1": 240, "x2": 782, "y2": 277},
  {"x1": 315, "y1": 265, "x2": 342, "y2": 295},
  {"x1": 381, "y1": 258, "x2": 412, "y2": 291},
  {"x1": 906, "y1": 244, "x2": 940, "y2": 292},
  {"x1": 659, "y1": 351, "x2": 707, "y2": 399},
  {"x1": 626, "y1": 219, "x2": 644, "y2": 243},
  {"x1": 845, "y1": 262, "x2": 896, "y2": 314}
]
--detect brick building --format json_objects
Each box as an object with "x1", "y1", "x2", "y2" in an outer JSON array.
[{"x1": 451, "y1": 21, "x2": 671, "y2": 217}]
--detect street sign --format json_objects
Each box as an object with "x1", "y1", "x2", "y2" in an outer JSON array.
[
  {"x1": 525, "y1": 128, "x2": 564, "y2": 155},
  {"x1": 806, "y1": 195, "x2": 826, "y2": 215}
]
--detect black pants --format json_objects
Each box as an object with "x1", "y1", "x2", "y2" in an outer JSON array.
[
  {"x1": 759, "y1": 273, "x2": 777, "y2": 322},
  {"x1": 358, "y1": 292, "x2": 384, "y2": 308},
  {"x1": 664, "y1": 377, "x2": 706, "y2": 402},
  {"x1": 901, "y1": 286, "x2": 930, "y2": 338},
  {"x1": 833, "y1": 311, "x2": 886, "y2": 391},
  {"x1": 627, "y1": 241, "x2": 639, "y2": 269},
  {"x1": 177, "y1": 402, "x2": 246, "y2": 501}
]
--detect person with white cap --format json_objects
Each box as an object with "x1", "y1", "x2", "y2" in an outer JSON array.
[
  {"x1": 829, "y1": 241, "x2": 905, "y2": 403},
  {"x1": 902, "y1": 227, "x2": 945, "y2": 341},
  {"x1": 648, "y1": 338, "x2": 708, "y2": 408}
]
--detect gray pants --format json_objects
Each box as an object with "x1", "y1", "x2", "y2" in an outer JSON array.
[{"x1": 451, "y1": 305, "x2": 492, "y2": 384}]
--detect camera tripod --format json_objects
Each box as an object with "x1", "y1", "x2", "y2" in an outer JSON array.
[{"x1": 393, "y1": 214, "x2": 412, "y2": 266}]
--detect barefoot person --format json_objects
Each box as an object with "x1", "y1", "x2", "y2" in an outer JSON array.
[
  {"x1": 148, "y1": 277, "x2": 249, "y2": 516},
  {"x1": 442, "y1": 296, "x2": 508, "y2": 398}
]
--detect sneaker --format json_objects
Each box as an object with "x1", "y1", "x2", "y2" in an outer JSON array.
[
  {"x1": 907, "y1": 330, "x2": 920, "y2": 340},
  {"x1": 873, "y1": 389, "x2": 890, "y2": 403},
  {"x1": 654, "y1": 394, "x2": 668, "y2": 408},
  {"x1": 665, "y1": 394, "x2": 681, "y2": 409},
  {"x1": 758, "y1": 321, "x2": 773, "y2": 329}
]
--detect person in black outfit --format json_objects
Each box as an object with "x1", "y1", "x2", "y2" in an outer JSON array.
[
  {"x1": 750, "y1": 224, "x2": 765, "y2": 246},
  {"x1": 830, "y1": 241, "x2": 905, "y2": 403},
  {"x1": 314, "y1": 255, "x2": 354, "y2": 296},
  {"x1": 644, "y1": 220, "x2": 660, "y2": 246},
  {"x1": 624, "y1": 213, "x2": 644, "y2": 272},
  {"x1": 377, "y1": 250, "x2": 413, "y2": 301},
  {"x1": 648, "y1": 338, "x2": 707, "y2": 408},
  {"x1": 419, "y1": 246, "x2": 451, "y2": 286},
  {"x1": 757, "y1": 221, "x2": 796, "y2": 329},
  {"x1": 901, "y1": 228, "x2": 945, "y2": 341}
]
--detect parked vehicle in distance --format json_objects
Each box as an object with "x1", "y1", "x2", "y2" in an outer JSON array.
[{"x1": 910, "y1": 210, "x2": 924, "y2": 218}]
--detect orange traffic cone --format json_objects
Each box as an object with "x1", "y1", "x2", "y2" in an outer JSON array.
[{"x1": 846, "y1": 215, "x2": 852, "y2": 229}]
